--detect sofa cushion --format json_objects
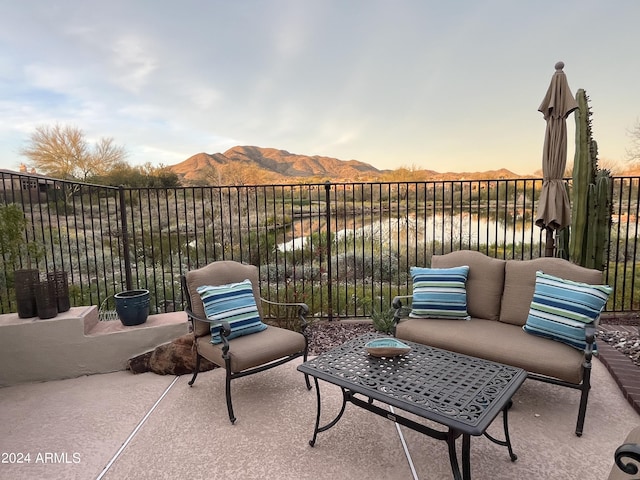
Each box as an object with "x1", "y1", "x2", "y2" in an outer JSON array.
[
  {"x1": 197, "y1": 279, "x2": 268, "y2": 344},
  {"x1": 523, "y1": 271, "x2": 611, "y2": 350},
  {"x1": 431, "y1": 250, "x2": 506, "y2": 321},
  {"x1": 499, "y1": 257, "x2": 603, "y2": 326},
  {"x1": 409, "y1": 265, "x2": 470, "y2": 320},
  {"x1": 395, "y1": 317, "x2": 585, "y2": 384}
]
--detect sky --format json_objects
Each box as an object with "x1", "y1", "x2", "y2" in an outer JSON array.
[{"x1": 1, "y1": 1, "x2": 639, "y2": 176}]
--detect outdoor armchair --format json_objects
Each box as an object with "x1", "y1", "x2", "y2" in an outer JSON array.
[{"x1": 181, "y1": 260, "x2": 310, "y2": 424}]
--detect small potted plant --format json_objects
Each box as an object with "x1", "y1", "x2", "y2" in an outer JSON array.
[
  {"x1": 370, "y1": 306, "x2": 395, "y2": 334},
  {"x1": 0, "y1": 203, "x2": 44, "y2": 317}
]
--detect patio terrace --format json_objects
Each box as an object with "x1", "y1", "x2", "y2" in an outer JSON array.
[{"x1": 1, "y1": 318, "x2": 639, "y2": 479}]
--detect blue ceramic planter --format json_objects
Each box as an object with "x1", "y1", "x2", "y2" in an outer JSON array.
[{"x1": 114, "y1": 289, "x2": 150, "y2": 326}]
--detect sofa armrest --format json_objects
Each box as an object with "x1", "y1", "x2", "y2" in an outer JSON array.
[
  {"x1": 392, "y1": 295, "x2": 413, "y2": 334},
  {"x1": 614, "y1": 443, "x2": 640, "y2": 476}
]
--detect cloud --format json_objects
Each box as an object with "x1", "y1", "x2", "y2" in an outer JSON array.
[
  {"x1": 108, "y1": 34, "x2": 158, "y2": 93},
  {"x1": 0, "y1": 1, "x2": 639, "y2": 175}
]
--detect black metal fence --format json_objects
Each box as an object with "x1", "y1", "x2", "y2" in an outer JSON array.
[{"x1": 1, "y1": 172, "x2": 638, "y2": 317}]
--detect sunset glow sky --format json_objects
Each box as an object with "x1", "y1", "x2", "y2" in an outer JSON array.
[{"x1": 1, "y1": 1, "x2": 639, "y2": 175}]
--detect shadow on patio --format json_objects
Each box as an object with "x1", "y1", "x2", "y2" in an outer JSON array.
[{"x1": 1, "y1": 353, "x2": 638, "y2": 480}]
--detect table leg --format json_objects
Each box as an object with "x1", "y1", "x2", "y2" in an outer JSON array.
[
  {"x1": 308, "y1": 377, "x2": 348, "y2": 447},
  {"x1": 462, "y1": 434, "x2": 471, "y2": 480},
  {"x1": 483, "y1": 402, "x2": 518, "y2": 461},
  {"x1": 447, "y1": 430, "x2": 463, "y2": 480}
]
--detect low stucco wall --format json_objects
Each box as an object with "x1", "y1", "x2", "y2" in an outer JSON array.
[{"x1": 0, "y1": 306, "x2": 188, "y2": 386}]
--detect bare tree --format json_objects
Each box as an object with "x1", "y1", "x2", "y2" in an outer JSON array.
[
  {"x1": 91, "y1": 137, "x2": 127, "y2": 176},
  {"x1": 223, "y1": 164, "x2": 264, "y2": 186},
  {"x1": 194, "y1": 162, "x2": 222, "y2": 186},
  {"x1": 597, "y1": 157, "x2": 623, "y2": 175},
  {"x1": 626, "y1": 119, "x2": 640, "y2": 165},
  {"x1": 20, "y1": 124, "x2": 127, "y2": 180}
]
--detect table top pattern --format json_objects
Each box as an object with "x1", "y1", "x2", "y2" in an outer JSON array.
[{"x1": 298, "y1": 333, "x2": 527, "y2": 435}]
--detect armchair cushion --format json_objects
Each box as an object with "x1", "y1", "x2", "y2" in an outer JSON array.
[
  {"x1": 197, "y1": 279, "x2": 267, "y2": 344},
  {"x1": 409, "y1": 265, "x2": 470, "y2": 320},
  {"x1": 195, "y1": 326, "x2": 306, "y2": 373},
  {"x1": 523, "y1": 271, "x2": 611, "y2": 350}
]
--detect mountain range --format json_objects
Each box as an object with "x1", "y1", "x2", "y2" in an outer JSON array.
[{"x1": 170, "y1": 145, "x2": 523, "y2": 184}]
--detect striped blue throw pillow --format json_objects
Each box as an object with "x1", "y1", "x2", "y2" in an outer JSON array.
[
  {"x1": 523, "y1": 271, "x2": 611, "y2": 351},
  {"x1": 409, "y1": 266, "x2": 470, "y2": 320},
  {"x1": 197, "y1": 279, "x2": 267, "y2": 344}
]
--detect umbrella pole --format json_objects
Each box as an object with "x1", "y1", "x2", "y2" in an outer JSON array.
[{"x1": 545, "y1": 227, "x2": 555, "y2": 257}]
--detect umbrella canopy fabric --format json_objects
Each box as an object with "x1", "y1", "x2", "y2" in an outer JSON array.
[{"x1": 535, "y1": 62, "x2": 578, "y2": 234}]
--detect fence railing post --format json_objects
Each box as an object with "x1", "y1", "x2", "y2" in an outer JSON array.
[
  {"x1": 118, "y1": 186, "x2": 132, "y2": 291},
  {"x1": 324, "y1": 181, "x2": 333, "y2": 321}
]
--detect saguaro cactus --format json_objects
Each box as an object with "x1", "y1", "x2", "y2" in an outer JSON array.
[{"x1": 569, "y1": 89, "x2": 612, "y2": 270}]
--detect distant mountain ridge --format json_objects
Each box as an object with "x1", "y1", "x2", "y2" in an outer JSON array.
[{"x1": 170, "y1": 146, "x2": 523, "y2": 184}]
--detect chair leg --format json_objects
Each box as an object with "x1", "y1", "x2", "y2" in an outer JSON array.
[
  {"x1": 188, "y1": 354, "x2": 202, "y2": 386},
  {"x1": 225, "y1": 370, "x2": 236, "y2": 424},
  {"x1": 303, "y1": 347, "x2": 311, "y2": 390},
  {"x1": 575, "y1": 367, "x2": 592, "y2": 437}
]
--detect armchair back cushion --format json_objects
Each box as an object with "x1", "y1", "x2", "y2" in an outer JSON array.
[
  {"x1": 431, "y1": 250, "x2": 506, "y2": 321},
  {"x1": 499, "y1": 258, "x2": 604, "y2": 326},
  {"x1": 186, "y1": 261, "x2": 263, "y2": 337}
]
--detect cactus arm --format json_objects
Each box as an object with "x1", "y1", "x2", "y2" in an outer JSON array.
[
  {"x1": 570, "y1": 89, "x2": 590, "y2": 264},
  {"x1": 593, "y1": 169, "x2": 612, "y2": 270},
  {"x1": 585, "y1": 183, "x2": 598, "y2": 268},
  {"x1": 569, "y1": 90, "x2": 612, "y2": 270}
]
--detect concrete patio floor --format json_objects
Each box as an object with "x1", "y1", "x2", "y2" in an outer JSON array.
[{"x1": 1, "y1": 355, "x2": 639, "y2": 480}]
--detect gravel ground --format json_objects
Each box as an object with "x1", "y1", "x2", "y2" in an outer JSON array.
[
  {"x1": 598, "y1": 327, "x2": 640, "y2": 367},
  {"x1": 307, "y1": 321, "x2": 376, "y2": 355},
  {"x1": 306, "y1": 320, "x2": 640, "y2": 369}
]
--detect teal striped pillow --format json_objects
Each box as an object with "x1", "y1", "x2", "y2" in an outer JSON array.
[
  {"x1": 523, "y1": 271, "x2": 611, "y2": 351},
  {"x1": 197, "y1": 279, "x2": 267, "y2": 344},
  {"x1": 410, "y1": 266, "x2": 470, "y2": 320}
]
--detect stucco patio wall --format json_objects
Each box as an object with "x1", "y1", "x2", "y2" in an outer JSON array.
[{"x1": 0, "y1": 306, "x2": 188, "y2": 387}]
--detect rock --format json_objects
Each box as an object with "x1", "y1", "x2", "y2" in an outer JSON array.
[{"x1": 128, "y1": 334, "x2": 217, "y2": 375}]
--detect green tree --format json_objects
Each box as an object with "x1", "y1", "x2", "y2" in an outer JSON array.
[
  {"x1": 88, "y1": 161, "x2": 180, "y2": 188},
  {"x1": 20, "y1": 124, "x2": 127, "y2": 180},
  {"x1": 141, "y1": 163, "x2": 180, "y2": 188},
  {"x1": 0, "y1": 204, "x2": 43, "y2": 270}
]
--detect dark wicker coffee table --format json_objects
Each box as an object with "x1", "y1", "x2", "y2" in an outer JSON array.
[{"x1": 297, "y1": 333, "x2": 527, "y2": 480}]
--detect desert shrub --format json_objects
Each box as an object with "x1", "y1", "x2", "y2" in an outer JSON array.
[{"x1": 370, "y1": 306, "x2": 395, "y2": 334}]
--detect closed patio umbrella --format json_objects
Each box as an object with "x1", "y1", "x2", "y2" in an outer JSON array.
[{"x1": 535, "y1": 61, "x2": 578, "y2": 257}]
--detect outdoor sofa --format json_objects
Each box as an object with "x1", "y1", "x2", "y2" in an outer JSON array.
[{"x1": 392, "y1": 250, "x2": 609, "y2": 436}]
